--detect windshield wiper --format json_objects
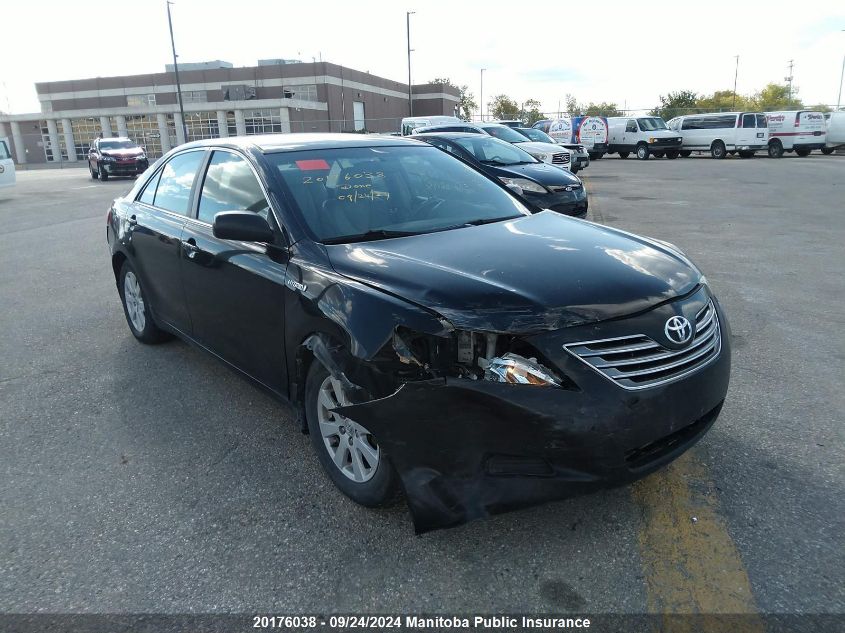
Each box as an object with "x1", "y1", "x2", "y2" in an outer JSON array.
[
  {"x1": 461, "y1": 216, "x2": 521, "y2": 227},
  {"x1": 321, "y1": 229, "x2": 420, "y2": 245},
  {"x1": 480, "y1": 159, "x2": 511, "y2": 166}
]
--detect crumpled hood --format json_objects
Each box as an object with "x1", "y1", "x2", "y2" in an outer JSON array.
[{"x1": 326, "y1": 211, "x2": 701, "y2": 333}]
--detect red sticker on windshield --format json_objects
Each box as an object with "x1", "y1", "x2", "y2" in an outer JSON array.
[{"x1": 295, "y1": 159, "x2": 330, "y2": 170}]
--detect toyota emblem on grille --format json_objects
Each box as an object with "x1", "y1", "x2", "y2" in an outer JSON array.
[{"x1": 664, "y1": 315, "x2": 693, "y2": 344}]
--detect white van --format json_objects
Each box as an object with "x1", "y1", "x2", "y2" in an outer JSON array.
[
  {"x1": 822, "y1": 111, "x2": 845, "y2": 155},
  {"x1": 400, "y1": 116, "x2": 462, "y2": 136},
  {"x1": 666, "y1": 112, "x2": 768, "y2": 159},
  {"x1": 765, "y1": 111, "x2": 826, "y2": 157},
  {"x1": 0, "y1": 137, "x2": 16, "y2": 189},
  {"x1": 607, "y1": 116, "x2": 683, "y2": 159}
]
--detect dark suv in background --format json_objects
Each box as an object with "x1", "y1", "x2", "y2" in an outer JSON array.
[{"x1": 89, "y1": 137, "x2": 148, "y2": 180}]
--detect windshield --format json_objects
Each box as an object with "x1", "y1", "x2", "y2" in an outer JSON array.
[
  {"x1": 636, "y1": 117, "x2": 668, "y2": 131},
  {"x1": 99, "y1": 140, "x2": 138, "y2": 150},
  {"x1": 269, "y1": 146, "x2": 530, "y2": 243},
  {"x1": 481, "y1": 125, "x2": 531, "y2": 143},
  {"x1": 453, "y1": 135, "x2": 538, "y2": 165},
  {"x1": 516, "y1": 128, "x2": 555, "y2": 143}
]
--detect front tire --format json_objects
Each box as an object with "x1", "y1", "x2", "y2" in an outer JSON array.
[
  {"x1": 118, "y1": 261, "x2": 170, "y2": 343},
  {"x1": 98, "y1": 164, "x2": 109, "y2": 180},
  {"x1": 90, "y1": 163, "x2": 98, "y2": 179},
  {"x1": 305, "y1": 360, "x2": 401, "y2": 507},
  {"x1": 711, "y1": 140, "x2": 727, "y2": 159},
  {"x1": 636, "y1": 144, "x2": 650, "y2": 160},
  {"x1": 665, "y1": 150, "x2": 679, "y2": 159},
  {"x1": 795, "y1": 148, "x2": 811, "y2": 157},
  {"x1": 821, "y1": 147, "x2": 834, "y2": 155},
  {"x1": 653, "y1": 151, "x2": 665, "y2": 158},
  {"x1": 768, "y1": 140, "x2": 783, "y2": 158},
  {"x1": 679, "y1": 150, "x2": 692, "y2": 157}
]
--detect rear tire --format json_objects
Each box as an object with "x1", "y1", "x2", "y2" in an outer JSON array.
[
  {"x1": 665, "y1": 150, "x2": 679, "y2": 159},
  {"x1": 618, "y1": 151, "x2": 630, "y2": 159},
  {"x1": 821, "y1": 147, "x2": 834, "y2": 155},
  {"x1": 795, "y1": 148, "x2": 811, "y2": 157},
  {"x1": 118, "y1": 261, "x2": 170, "y2": 344},
  {"x1": 305, "y1": 360, "x2": 401, "y2": 508},
  {"x1": 710, "y1": 140, "x2": 727, "y2": 159},
  {"x1": 679, "y1": 150, "x2": 692, "y2": 157},
  {"x1": 768, "y1": 140, "x2": 783, "y2": 158},
  {"x1": 636, "y1": 144, "x2": 650, "y2": 160}
]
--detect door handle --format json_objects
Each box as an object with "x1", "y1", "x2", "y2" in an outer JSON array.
[
  {"x1": 182, "y1": 237, "x2": 200, "y2": 259},
  {"x1": 127, "y1": 215, "x2": 137, "y2": 227}
]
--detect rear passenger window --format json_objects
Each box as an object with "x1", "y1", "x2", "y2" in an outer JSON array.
[
  {"x1": 198, "y1": 151, "x2": 270, "y2": 224},
  {"x1": 756, "y1": 114, "x2": 768, "y2": 128},
  {"x1": 153, "y1": 151, "x2": 204, "y2": 215},
  {"x1": 742, "y1": 114, "x2": 755, "y2": 128},
  {"x1": 138, "y1": 168, "x2": 162, "y2": 205}
]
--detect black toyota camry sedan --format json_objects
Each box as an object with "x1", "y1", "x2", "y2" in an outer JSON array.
[
  {"x1": 411, "y1": 132, "x2": 587, "y2": 216},
  {"x1": 107, "y1": 134, "x2": 730, "y2": 533}
]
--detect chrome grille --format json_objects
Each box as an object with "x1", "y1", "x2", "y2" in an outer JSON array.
[
  {"x1": 564, "y1": 301, "x2": 721, "y2": 390},
  {"x1": 551, "y1": 152, "x2": 571, "y2": 165}
]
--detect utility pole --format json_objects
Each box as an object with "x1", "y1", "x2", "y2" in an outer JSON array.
[
  {"x1": 785, "y1": 59, "x2": 794, "y2": 102},
  {"x1": 406, "y1": 11, "x2": 415, "y2": 117},
  {"x1": 480, "y1": 68, "x2": 486, "y2": 121},
  {"x1": 166, "y1": 1, "x2": 187, "y2": 143},
  {"x1": 733, "y1": 55, "x2": 739, "y2": 109}
]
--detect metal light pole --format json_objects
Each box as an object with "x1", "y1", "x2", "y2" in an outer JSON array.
[
  {"x1": 732, "y1": 55, "x2": 739, "y2": 109},
  {"x1": 785, "y1": 59, "x2": 794, "y2": 102},
  {"x1": 406, "y1": 11, "x2": 415, "y2": 117},
  {"x1": 166, "y1": 1, "x2": 187, "y2": 142},
  {"x1": 838, "y1": 30, "x2": 845, "y2": 111},
  {"x1": 480, "y1": 68, "x2": 486, "y2": 121}
]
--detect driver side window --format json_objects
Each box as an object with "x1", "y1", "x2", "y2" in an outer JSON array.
[{"x1": 197, "y1": 151, "x2": 270, "y2": 224}]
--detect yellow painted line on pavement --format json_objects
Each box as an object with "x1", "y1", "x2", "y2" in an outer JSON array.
[{"x1": 632, "y1": 451, "x2": 765, "y2": 633}]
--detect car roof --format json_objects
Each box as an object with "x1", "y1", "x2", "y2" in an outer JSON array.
[
  {"x1": 99, "y1": 137, "x2": 134, "y2": 142},
  {"x1": 412, "y1": 132, "x2": 494, "y2": 140},
  {"x1": 176, "y1": 133, "x2": 428, "y2": 153}
]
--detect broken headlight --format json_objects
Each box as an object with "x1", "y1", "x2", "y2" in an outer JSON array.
[{"x1": 483, "y1": 353, "x2": 562, "y2": 387}]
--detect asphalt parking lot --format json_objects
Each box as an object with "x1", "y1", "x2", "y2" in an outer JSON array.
[{"x1": 1, "y1": 155, "x2": 843, "y2": 622}]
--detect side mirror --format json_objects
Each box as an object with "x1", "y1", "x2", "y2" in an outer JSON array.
[
  {"x1": 505, "y1": 183, "x2": 524, "y2": 196},
  {"x1": 212, "y1": 211, "x2": 274, "y2": 243}
]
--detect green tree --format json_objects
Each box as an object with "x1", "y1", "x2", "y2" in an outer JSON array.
[
  {"x1": 520, "y1": 98, "x2": 544, "y2": 125},
  {"x1": 430, "y1": 77, "x2": 477, "y2": 119},
  {"x1": 583, "y1": 102, "x2": 623, "y2": 117},
  {"x1": 490, "y1": 94, "x2": 521, "y2": 120},
  {"x1": 695, "y1": 89, "x2": 753, "y2": 112},
  {"x1": 650, "y1": 90, "x2": 699, "y2": 119},
  {"x1": 750, "y1": 83, "x2": 803, "y2": 111},
  {"x1": 565, "y1": 94, "x2": 579, "y2": 115}
]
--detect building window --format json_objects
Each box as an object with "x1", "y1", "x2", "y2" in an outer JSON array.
[
  {"x1": 244, "y1": 109, "x2": 282, "y2": 135},
  {"x1": 125, "y1": 114, "x2": 174, "y2": 159},
  {"x1": 223, "y1": 84, "x2": 257, "y2": 101},
  {"x1": 182, "y1": 90, "x2": 207, "y2": 104},
  {"x1": 127, "y1": 94, "x2": 157, "y2": 107},
  {"x1": 283, "y1": 84, "x2": 318, "y2": 102},
  {"x1": 70, "y1": 117, "x2": 102, "y2": 160},
  {"x1": 226, "y1": 111, "x2": 237, "y2": 136},
  {"x1": 184, "y1": 111, "x2": 221, "y2": 141},
  {"x1": 353, "y1": 101, "x2": 366, "y2": 131},
  {"x1": 40, "y1": 121, "x2": 68, "y2": 162}
]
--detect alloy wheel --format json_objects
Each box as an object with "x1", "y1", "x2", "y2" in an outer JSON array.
[
  {"x1": 123, "y1": 271, "x2": 146, "y2": 332},
  {"x1": 316, "y1": 375, "x2": 379, "y2": 483}
]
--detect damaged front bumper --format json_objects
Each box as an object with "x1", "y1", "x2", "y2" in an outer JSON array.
[{"x1": 336, "y1": 297, "x2": 731, "y2": 533}]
